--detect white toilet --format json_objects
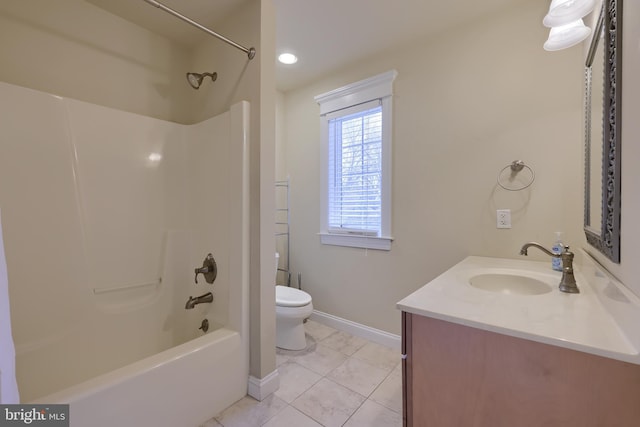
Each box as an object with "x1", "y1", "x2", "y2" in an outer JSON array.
[{"x1": 275, "y1": 253, "x2": 313, "y2": 350}]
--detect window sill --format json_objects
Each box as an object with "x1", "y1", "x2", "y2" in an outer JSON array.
[{"x1": 319, "y1": 233, "x2": 393, "y2": 251}]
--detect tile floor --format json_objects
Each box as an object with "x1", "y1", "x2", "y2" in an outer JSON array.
[{"x1": 201, "y1": 320, "x2": 403, "y2": 427}]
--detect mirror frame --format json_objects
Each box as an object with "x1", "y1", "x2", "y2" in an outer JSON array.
[{"x1": 584, "y1": 0, "x2": 622, "y2": 263}]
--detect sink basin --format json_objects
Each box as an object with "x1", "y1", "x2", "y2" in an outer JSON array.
[{"x1": 469, "y1": 273, "x2": 553, "y2": 295}]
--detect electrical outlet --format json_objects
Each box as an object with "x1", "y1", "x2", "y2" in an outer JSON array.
[{"x1": 497, "y1": 209, "x2": 511, "y2": 229}]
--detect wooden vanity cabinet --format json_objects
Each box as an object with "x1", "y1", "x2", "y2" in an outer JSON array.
[{"x1": 402, "y1": 312, "x2": 640, "y2": 427}]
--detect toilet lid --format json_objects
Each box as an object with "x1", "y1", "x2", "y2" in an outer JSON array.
[{"x1": 276, "y1": 285, "x2": 312, "y2": 307}]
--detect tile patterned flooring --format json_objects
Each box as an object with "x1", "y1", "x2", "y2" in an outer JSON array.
[{"x1": 201, "y1": 320, "x2": 403, "y2": 427}]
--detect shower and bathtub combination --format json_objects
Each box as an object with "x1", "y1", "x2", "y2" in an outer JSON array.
[{"x1": 0, "y1": 80, "x2": 250, "y2": 426}]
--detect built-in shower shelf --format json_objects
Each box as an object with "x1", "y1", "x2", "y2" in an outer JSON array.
[{"x1": 93, "y1": 278, "x2": 162, "y2": 295}]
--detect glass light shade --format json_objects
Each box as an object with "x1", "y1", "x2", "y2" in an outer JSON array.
[
  {"x1": 543, "y1": 0, "x2": 597, "y2": 27},
  {"x1": 543, "y1": 19, "x2": 592, "y2": 51}
]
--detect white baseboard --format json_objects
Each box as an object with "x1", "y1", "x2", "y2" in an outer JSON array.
[
  {"x1": 247, "y1": 369, "x2": 279, "y2": 401},
  {"x1": 309, "y1": 310, "x2": 401, "y2": 350}
]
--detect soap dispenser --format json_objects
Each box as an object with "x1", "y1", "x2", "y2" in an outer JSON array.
[{"x1": 551, "y1": 232, "x2": 564, "y2": 271}]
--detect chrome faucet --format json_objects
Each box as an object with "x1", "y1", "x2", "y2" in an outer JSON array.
[
  {"x1": 185, "y1": 292, "x2": 214, "y2": 309},
  {"x1": 519, "y1": 242, "x2": 579, "y2": 293}
]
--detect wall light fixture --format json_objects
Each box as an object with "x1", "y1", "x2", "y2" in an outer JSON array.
[{"x1": 543, "y1": 0, "x2": 596, "y2": 51}]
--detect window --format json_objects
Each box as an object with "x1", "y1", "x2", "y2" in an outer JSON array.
[
  {"x1": 327, "y1": 102, "x2": 382, "y2": 235},
  {"x1": 315, "y1": 70, "x2": 396, "y2": 250}
]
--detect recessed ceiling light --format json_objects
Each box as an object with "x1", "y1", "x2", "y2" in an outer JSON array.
[
  {"x1": 148, "y1": 153, "x2": 162, "y2": 162},
  {"x1": 278, "y1": 53, "x2": 298, "y2": 65}
]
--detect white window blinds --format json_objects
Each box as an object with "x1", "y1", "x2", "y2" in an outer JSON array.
[
  {"x1": 327, "y1": 100, "x2": 382, "y2": 236},
  {"x1": 316, "y1": 70, "x2": 396, "y2": 250}
]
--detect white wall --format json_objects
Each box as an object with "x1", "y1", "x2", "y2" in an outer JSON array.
[
  {"x1": 275, "y1": 92, "x2": 289, "y2": 284},
  {"x1": 0, "y1": 0, "x2": 192, "y2": 124},
  {"x1": 281, "y1": 1, "x2": 584, "y2": 335},
  {"x1": 190, "y1": 0, "x2": 277, "y2": 380}
]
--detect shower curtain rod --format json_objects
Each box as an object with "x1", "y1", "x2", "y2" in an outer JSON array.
[{"x1": 142, "y1": 0, "x2": 256, "y2": 60}]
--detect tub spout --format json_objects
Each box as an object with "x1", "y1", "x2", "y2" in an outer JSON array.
[{"x1": 185, "y1": 292, "x2": 213, "y2": 309}]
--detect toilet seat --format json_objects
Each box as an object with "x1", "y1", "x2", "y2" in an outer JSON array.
[{"x1": 276, "y1": 285, "x2": 312, "y2": 307}]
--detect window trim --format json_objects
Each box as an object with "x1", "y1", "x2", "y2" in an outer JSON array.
[{"x1": 315, "y1": 70, "x2": 397, "y2": 251}]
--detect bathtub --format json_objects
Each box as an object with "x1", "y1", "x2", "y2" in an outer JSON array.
[
  {"x1": 35, "y1": 328, "x2": 246, "y2": 427},
  {"x1": 0, "y1": 82, "x2": 251, "y2": 426}
]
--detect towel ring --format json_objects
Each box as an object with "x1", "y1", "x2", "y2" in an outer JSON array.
[{"x1": 497, "y1": 160, "x2": 535, "y2": 191}]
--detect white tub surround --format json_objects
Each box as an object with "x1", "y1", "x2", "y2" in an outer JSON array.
[
  {"x1": 0, "y1": 82, "x2": 251, "y2": 426},
  {"x1": 397, "y1": 250, "x2": 640, "y2": 364}
]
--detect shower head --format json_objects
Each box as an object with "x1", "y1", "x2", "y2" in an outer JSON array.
[{"x1": 186, "y1": 72, "x2": 217, "y2": 89}]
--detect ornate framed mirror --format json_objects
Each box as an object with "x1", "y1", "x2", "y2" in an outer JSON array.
[{"x1": 584, "y1": 0, "x2": 622, "y2": 263}]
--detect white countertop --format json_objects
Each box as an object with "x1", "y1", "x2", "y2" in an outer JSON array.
[{"x1": 397, "y1": 251, "x2": 640, "y2": 364}]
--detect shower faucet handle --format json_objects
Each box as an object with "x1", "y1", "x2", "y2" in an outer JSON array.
[{"x1": 195, "y1": 253, "x2": 217, "y2": 284}]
